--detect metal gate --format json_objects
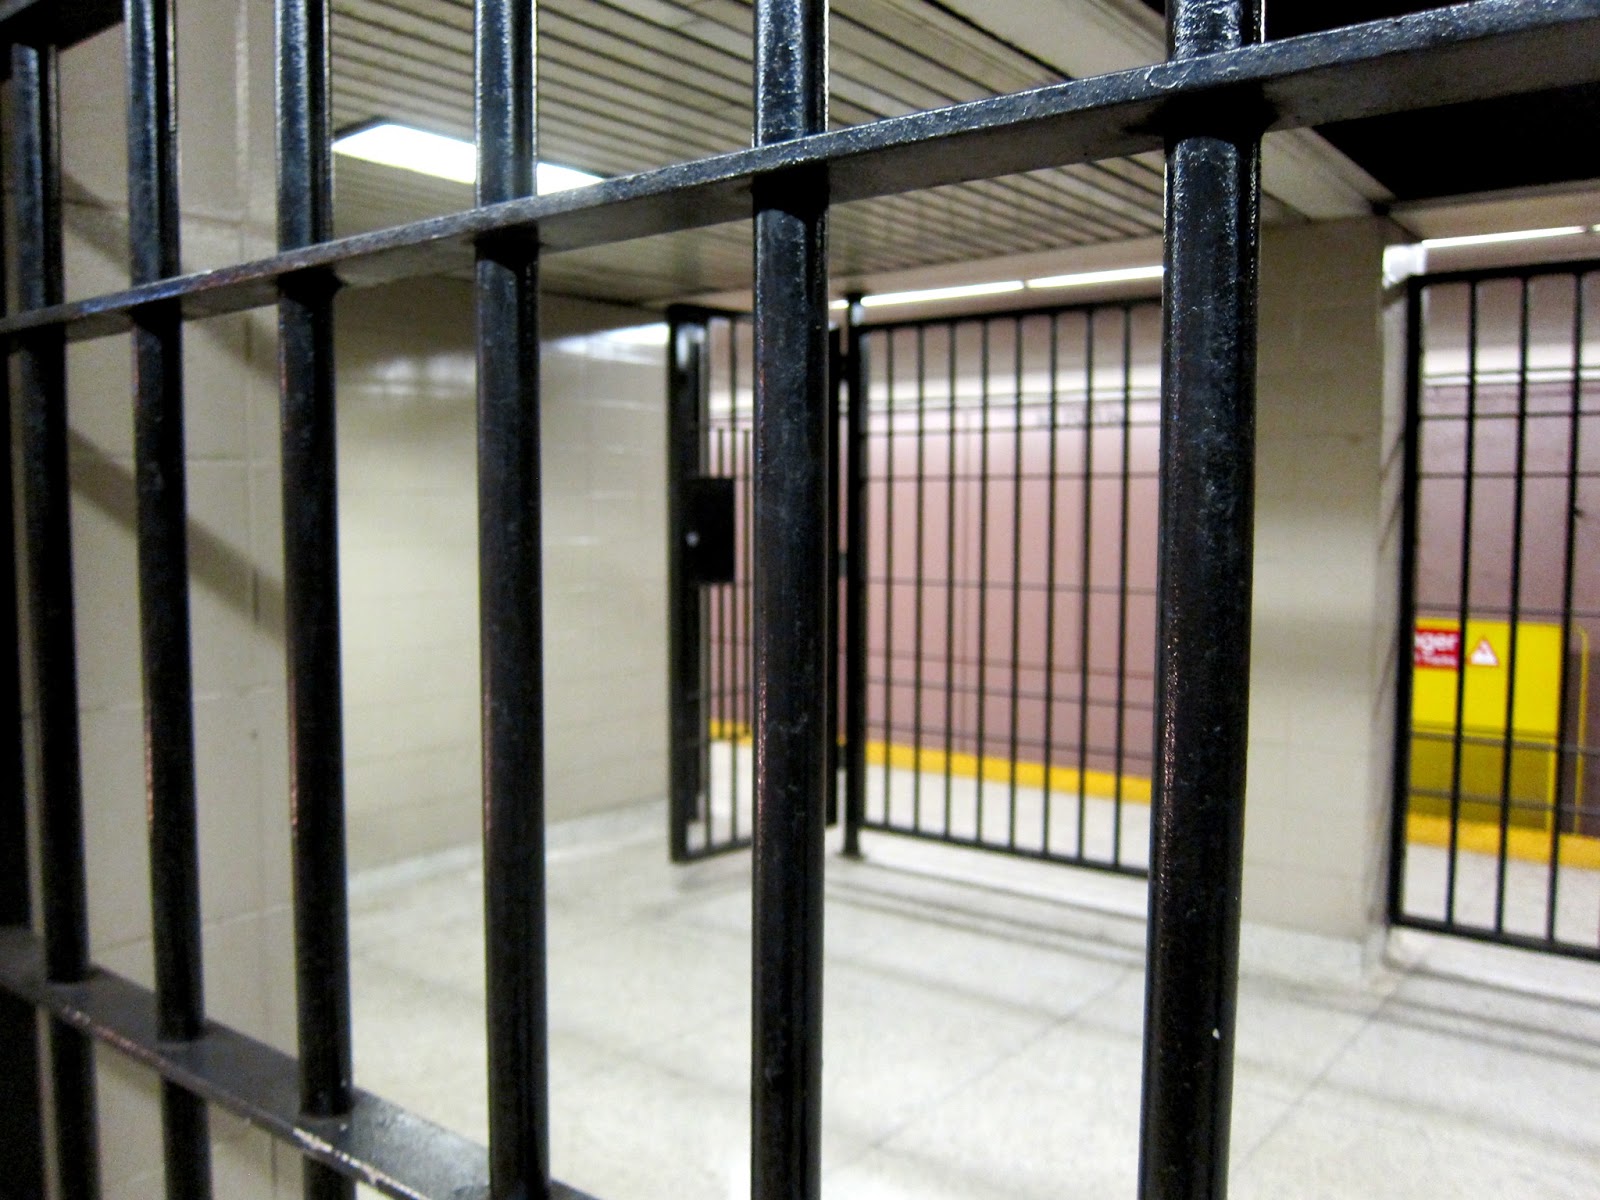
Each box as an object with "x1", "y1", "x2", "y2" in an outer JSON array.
[
  {"x1": 1393, "y1": 259, "x2": 1600, "y2": 961},
  {"x1": 3, "y1": 2, "x2": 1596, "y2": 1199},
  {"x1": 839, "y1": 300, "x2": 1162, "y2": 874}
]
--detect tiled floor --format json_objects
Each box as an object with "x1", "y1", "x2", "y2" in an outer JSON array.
[{"x1": 348, "y1": 803, "x2": 1600, "y2": 1200}]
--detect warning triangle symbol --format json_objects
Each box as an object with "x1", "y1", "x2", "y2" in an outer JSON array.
[{"x1": 1469, "y1": 638, "x2": 1499, "y2": 668}]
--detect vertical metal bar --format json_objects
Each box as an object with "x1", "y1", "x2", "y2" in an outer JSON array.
[
  {"x1": 825, "y1": 327, "x2": 840, "y2": 829},
  {"x1": 1042, "y1": 315, "x2": 1061, "y2": 854},
  {"x1": 750, "y1": 0, "x2": 829, "y2": 1193},
  {"x1": 716, "y1": 424, "x2": 730, "y2": 842},
  {"x1": 842, "y1": 298, "x2": 867, "y2": 857},
  {"x1": 974, "y1": 323, "x2": 991, "y2": 838},
  {"x1": 1007, "y1": 317, "x2": 1024, "y2": 848},
  {"x1": 126, "y1": 0, "x2": 212, "y2": 1193},
  {"x1": 275, "y1": 3, "x2": 352, "y2": 1197},
  {"x1": 1389, "y1": 281, "x2": 1425, "y2": 927},
  {"x1": 942, "y1": 327, "x2": 959, "y2": 836},
  {"x1": 1545, "y1": 273, "x2": 1587, "y2": 940},
  {"x1": 1492, "y1": 279, "x2": 1533, "y2": 932},
  {"x1": 1113, "y1": 306, "x2": 1135, "y2": 867},
  {"x1": 1077, "y1": 314, "x2": 1096, "y2": 855},
  {"x1": 12, "y1": 38, "x2": 101, "y2": 1200},
  {"x1": 0, "y1": 93, "x2": 46, "y2": 1200},
  {"x1": 1138, "y1": 1, "x2": 1263, "y2": 1196},
  {"x1": 667, "y1": 311, "x2": 708, "y2": 862},
  {"x1": 474, "y1": 0, "x2": 550, "y2": 1193},
  {"x1": 1444, "y1": 284, "x2": 1481, "y2": 923},
  {"x1": 742, "y1": 324, "x2": 756, "y2": 840},
  {"x1": 912, "y1": 325, "x2": 927, "y2": 832},
  {"x1": 881, "y1": 336, "x2": 896, "y2": 825}
]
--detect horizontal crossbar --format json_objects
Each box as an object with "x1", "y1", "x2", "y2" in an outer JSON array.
[
  {"x1": 0, "y1": 926, "x2": 598, "y2": 1200},
  {"x1": 0, "y1": 0, "x2": 1596, "y2": 345}
]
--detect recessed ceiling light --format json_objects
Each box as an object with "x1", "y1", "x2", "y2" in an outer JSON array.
[
  {"x1": 332, "y1": 122, "x2": 601, "y2": 193},
  {"x1": 1420, "y1": 226, "x2": 1588, "y2": 250},
  {"x1": 1027, "y1": 264, "x2": 1164, "y2": 289},
  {"x1": 859, "y1": 280, "x2": 1025, "y2": 308}
]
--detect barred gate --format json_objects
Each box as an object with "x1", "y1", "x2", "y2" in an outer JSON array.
[
  {"x1": 2, "y1": 2, "x2": 1596, "y2": 1199},
  {"x1": 1393, "y1": 259, "x2": 1600, "y2": 961}
]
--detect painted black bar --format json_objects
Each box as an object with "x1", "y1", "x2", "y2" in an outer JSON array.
[
  {"x1": 974, "y1": 323, "x2": 992, "y2": 838},
  {"x1": 11, "y1": 38, "x2": 101, "y2": 1200},
  {"x1": 911, "y1": 326, "x2": 928, "y2": 832},
  {"x1": 0, "y1": 96, "x2": 46, "y2": 1200},
  {"x1": 1077, "y1": 315, "x2": 1096, "y2": 854},
  {"x1": 125, "y1": 0, "x2": 213, "y2": 1192},
  {"x1": 474, "y1": 1, "x2": 550, "y2": 1195},
  {"x1": 1491, "y1": 280, "x2": 1532, "y2": 931},
  {"x1": 1444, "y1": 284, "x2": 1480, "y2": 921},
  {"x1": 1545, "y1": 274, "x2": 1588, "y2": 940},
  {"x1": 842, "y1": 297, "x2": 868, "y2": 857},
  {"x1": 1041, "y1": 314, "x2": 1061, "y2": 854},
  {"x1": 1113, "y1": 306, "x2": 1135, "y2": 866},
  {"x1": 1007, "y1": 317, "x2": 1024, "y2": 847},
  {"x1": 882, "y1": 335, "x2": 897, "y2": 833},
  {"x1": 1388, "y1": 280, "x2": 1424, "y2": 928},
  {"x1": 0, "y1": 927, "x2": 604, "y2": 1200},
  {"x1": 667, "y1": 311, "x2": 709, "y2": 862},
  {"x1": 1137, "y1": 2, "x2": 1263, "y2": 1197},
  {"x1": 942, "y1": 328, "x2": 959, "y2": 836},
  {"x1": 275, "y1": 4, "x2": 353, "y2": 1198},
  {"x1": 6, "y1": 0, "x2": 1599, "y2": 346},
  {"x1": 750, "y1": 0, "x2": 829, "y2": 1195}
]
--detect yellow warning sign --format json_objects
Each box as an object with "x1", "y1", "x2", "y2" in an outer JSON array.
[{"x1": 1409, "y1": 618, "x2": 1585, "y2": 830}]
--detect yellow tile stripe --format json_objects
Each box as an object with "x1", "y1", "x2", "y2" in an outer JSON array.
[{"x1": 1406, "y1": 811, "x2": 1600, "y2": 870}]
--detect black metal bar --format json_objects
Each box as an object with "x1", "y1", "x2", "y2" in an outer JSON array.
[
  {"x1": 1042, "y1": 315, "x2": 1061, "y2": 854},
  {"x1": 842, "y1": 297, "x2": 868, "y2": 857},
  {"x1": 882, "y1": 333, "x2": 897, "y2": 830},
  {"x1": 1113, "y1": 305, "x2": 1135, "y2": 867},
  {"x1": 854, "y1": 820, "x2": 1150, "y2": 879},
  {"x1": 731, "y1": 327, "x2": 746, "y2": 842},
  {"x1": 0, "y1": 927, "x2": 603, "y2": 1200},
  {"x1": 1544, "y1": 273, "x2": 1588, "y2": 940},
  {"x1": 1444, "y1": 283, "x2": 1481, "y2": 923},
  {"x1": 912, "y1": 325, "x2": 928, "y2": 832},
  {"x1": 1388, "y1": 280, "x2": 1425, "y2": 929},
  {"x1": 0, "y1": 83, "x2": 45, "y2": 1200},
  {"x1": 1492, "y1": 279, "x2": 1533, "y2": 932},
  {"x1": 6, "y1": 0, "x2": 1598, "y2": 347},
  {"x1": 1007, "y1": 317, "x2": 1024, "y2": 848},
  {"x1": 975, "y1": 322, "x2": 992, "y2": 839},
  {"x1": 1138, "y1": 2, "x2": 1262, "y2": 1197},
  {"x1": 942, "y1": 327, "x2": 959, "y2": 837},
  {"x1": 825, "y1": 328, "x2": 840, "y2": 830},
  {"x1": 474, "y1": 0, "x2": 550, "y2": 1195},
  {"x1": 667, "y1": 311, "x2": 708, "y2": 863},
  {"x1": 12, "y1": 37, "x2": 101, "y2": 1200},
  {"x1": 126, "y1": 0, "x2": 213, "y2": 1193},
  {"x1": 1077, "y1": 313, "x2": 1096, "y2": 855},
  {"x1": 750, "y1": 0, "x2": 829, "y2": 1194},
  {"x1": 1393, "y1": 912, "x2": 1600, "y2": 965},
  {"x1": 741, "y1": 322, "x2": 756, "y2": 842},
  {"x1": 275, "y1": 4, "x2": 353, "y2": 1198}
]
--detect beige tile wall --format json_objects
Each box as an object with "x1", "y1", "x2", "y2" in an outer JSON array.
[{"x1": 1245, "y1": 217, "x2": 1404, "y2": 942}]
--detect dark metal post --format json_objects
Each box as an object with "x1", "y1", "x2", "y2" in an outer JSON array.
[
  {"x1": 1137, "y1": 1, "x2": 1263, "y2": 1198},
  {"x1": 275, "y1": 4, "x2": 354, "y2": 1198},
  {"x1": 0, "y1": 75, "x2": 46, "y2": 1200},
  {"x1": 841, "y1": 297, "x2": 868, "y2": 858},
  {"x1": 750, "y1": 0, "x2": 830, "y2": 1195},
  {"x1": 125, "y1": 0, "x2": 213, "y2": 1194},
  {"x1": 667, "y1": 309, "x2": 710, "y2": 861},
  {"x1": 12, "y1": 37, "x2": 101, "y2": 1200},
  {"x1": 474, "y1": 2, "x2": 550, "y2": 1196}
]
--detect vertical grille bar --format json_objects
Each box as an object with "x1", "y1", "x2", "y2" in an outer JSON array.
[
  {"x1": 750, "y1": 0, "x2": 829, "y2": 1193},
  {"x1": 974, "y1": 323, "x2": 991, "y2": 838},
  {"x1": 667, "y1": 311, "x2": 707, "y2": 863},
  {"x1": 882, "y1": 336, "x2": 896, "y2": 829},
  {"x1": 125, "y1": 0, "x2": 213, "y2": 1193},
  {"x1": 11, "y1": 37, "x2": 102, "y2": 1200},
  {"x1": 1006, "y1": 317, "x2": 1023, "y2": 848},
  {"x1": 1041, "y1": 315, "x2": 1060, "y2": 854},
  {"x1": 912, "y1": 326, "x2": 927, "y2": 833},
  {"x1": 1077, "y1": 316, "x2": 1095, "y2": 854},
  {"x1": 1113, "y1": 306, "x2": 1135, "y2": 867},
  {"x1": 1138, "y1": 1, "x2": 1263, "y2": 1196},
  {"x1": 842, "y1": 297, "x2": 867, "y2": 857},
  {"x1": 474, "y1": 1, "x2": 550, "y2": 1194},
  {"x1": 0, "y1": 95, "x2": 46, "y2": 1200},
  {"x1": 274, "y1": 3, "x2": 354, "y2": 1197}
]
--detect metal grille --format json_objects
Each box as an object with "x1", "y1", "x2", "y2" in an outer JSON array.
[
  {"x1": 2, "y1": 1, "x2": 1598, "y2": 1198},
  {"x1": 842, "y1": 300, "x2": 1161, "y2": 873},
  {"x1": 1393, "y1": 259, "x2": 1600, "y2": 962}
]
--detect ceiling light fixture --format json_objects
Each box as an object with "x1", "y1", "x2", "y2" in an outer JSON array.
[
  {"x1": 332, "y1": 122, "x2": 602, "y2": 193},
  {"x1": 1419, "y1": 225, "x2": 1588, "y2": 250},
  {"x1": 1026, "y1": 264, "x2": 1164, "y2": 289},
  {"x1": 858, "y1": 280, "x2": 1025, "y2": 308}
]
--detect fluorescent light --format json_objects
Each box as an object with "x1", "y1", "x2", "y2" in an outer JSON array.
[
  {"x1": 859, "y1": 280, "x2": 1024, "y2": 309},
  {"x1": 1420, "y1": 225, "x2": 1587, "y2": 250},
  {"x1": 332, "y1": 122, "x2": 601, "y2": 193},
  {"x1": 1027, "y1": 264, "x2": 1164, "y2": 289}
]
